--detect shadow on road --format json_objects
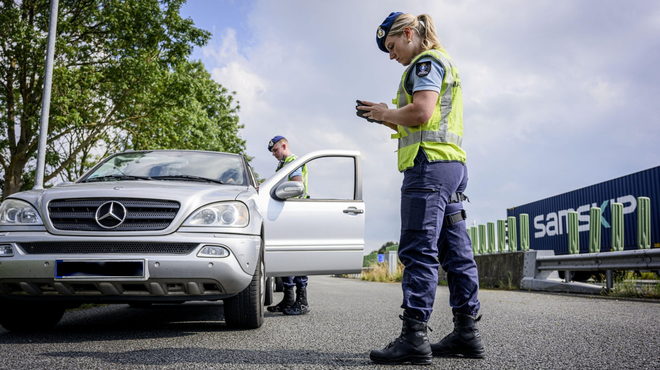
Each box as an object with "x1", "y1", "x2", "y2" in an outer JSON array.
[
  {"x1": 0, "y1": 302, "x2": 373, "y2": 366},
  {"x1": 0, "y1": 302, "x2": 238, "y2": 344},
  {"x1": 42, "y1": 347, "x2": 369, "y2": 367}
]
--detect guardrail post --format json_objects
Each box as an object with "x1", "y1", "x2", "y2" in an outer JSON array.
[
  {"x1": 588, "y1": 207, "x2": 601, "y2": 253},
  {"x1": 479, "y1": 224, "x2": 487, "y2": 254},
  {"x1": 497, "y1": 220, "x2": 506, "y2": 253},
  {"x1": 487, "y1": 222, "x2": 496, "y2": 253},
  {"x1": 387, "y1": 250, "x2": 397, "y2": 275},
  {"x1": 568, "y1": 211, "x2": 579, "y2": 254},
  {"x1": 507, "y1": 216, "x2": 517, "y2": 252},
  {"x1": 606, "y1": 270, "x2": 613, "y2": 291},
  {"x1": 470, "y1": 226, "x2": 479, "y2": 255},
  {"x1": 637, "y1": 197, "x2": 651, "y2": 249},
  {"x1": 520, "y1": 213, "x2": 530, "y2": 251},
  {"x1": 611, "y1": 203, "x2": 624, "y2": 251}
]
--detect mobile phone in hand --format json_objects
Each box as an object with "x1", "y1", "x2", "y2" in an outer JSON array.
[{"x1": 355, "y1": 100, "x2": 382, "y2": 124}]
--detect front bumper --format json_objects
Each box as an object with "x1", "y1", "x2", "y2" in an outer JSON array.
[{"x1": 0, "y1": 231, "x2": 260, "y2": 303}]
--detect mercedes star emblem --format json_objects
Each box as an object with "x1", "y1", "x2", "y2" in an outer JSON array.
[{"x1": 95, "y1": 201, "x2": 127, "y2": 229}]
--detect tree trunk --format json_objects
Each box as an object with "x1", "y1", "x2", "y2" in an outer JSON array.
[{"x1": 2, "y1": 158, "x2": 27, "y2": 200}]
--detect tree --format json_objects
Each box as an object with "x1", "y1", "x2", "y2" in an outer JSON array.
[
  {"x1": 378, "y1": 241, "x2": 398, "y2": 255},
  {"x1": 0, "y1": 0, "x2": 245, "y2": 199}
]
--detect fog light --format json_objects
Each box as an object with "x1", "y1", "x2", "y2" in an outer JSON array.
[
  {"x1": 0, "y1": 245, "x2": 14, "y2": 257},
  {"x1": 197, "y1": 245, "x2": 230, "y2": 258}
]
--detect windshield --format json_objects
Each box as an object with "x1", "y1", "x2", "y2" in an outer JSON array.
[{"x1": 82, "y1": 151, "x2": 247, "y2": 186}]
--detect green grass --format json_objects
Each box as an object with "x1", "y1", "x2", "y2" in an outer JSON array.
[
  {"x1": 496, "y1": 271, "x2": 516, "y2": 290},
  {"x1": 605, "y1": 271, "x2": 660, "y2": 299},
  {"x1": 361, "y1": 262, "x2": 404, "y2": 283}
]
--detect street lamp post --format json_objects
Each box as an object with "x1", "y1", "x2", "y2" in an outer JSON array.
[{"x1": 33, "y1": 0, "x2": 59, "y2": 189}]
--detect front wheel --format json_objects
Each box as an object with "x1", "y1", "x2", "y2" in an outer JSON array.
[
  {"x1": 223, "y1": 249, "x2": 265, "y2": 329},
  {"x1": 0, "y1": 299, "x2": 66, "y2": 332}
]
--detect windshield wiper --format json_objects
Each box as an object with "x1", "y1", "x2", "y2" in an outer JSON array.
[
  {"x1": 150, "y1": 175, "x2": 225, "y2": 184},
  {"x1": 83, "y1": 174, "x2": 153, "y2": 183}
]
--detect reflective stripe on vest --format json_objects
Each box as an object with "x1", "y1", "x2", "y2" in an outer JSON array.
[
  {"x1": 276, "y1": 154, "x2": 309, "y2": 198},
  {"x1": 392, "y1": 49, "x2": 466, "y2": 172}
]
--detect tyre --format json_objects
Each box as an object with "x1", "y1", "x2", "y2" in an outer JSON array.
[
  {"x1": 0, "y1": 299, "x2": 65, "y2": 332},
  {"x1": 223, "y1": 247, "x2": 265, "y2": 329},
  {"x1": 264, "y1": 277, "x2": 274, "y2": 306}
]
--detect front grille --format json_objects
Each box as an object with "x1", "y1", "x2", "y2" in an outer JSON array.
[
  {"x1": 20, "y1": 242, "x2": 198, "y2": 254},
  {"x1": 48, "y1": 198, "x2": 180, "y2": 231}
]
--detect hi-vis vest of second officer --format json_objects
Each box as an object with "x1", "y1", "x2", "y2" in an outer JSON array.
[
  {"x1": 391, "y1": 48, "x2": 466, "y2": 172},
  {"x1": 276, "y1": 154, "x2": 309, "y2": 198}
]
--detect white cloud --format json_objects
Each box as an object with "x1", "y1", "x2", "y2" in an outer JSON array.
[{"x1": 185, "y1": 0, "x2": 660, "y2": 253}]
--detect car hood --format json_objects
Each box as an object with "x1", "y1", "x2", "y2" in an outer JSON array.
[
  {"x1": 7, "y1": 180, "x2": 254, "y2": 236},
  {"x1": 47, "y1": 180, "x2": 246, "y2": 201}
]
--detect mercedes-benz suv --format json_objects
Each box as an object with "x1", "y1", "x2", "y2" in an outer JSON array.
[{"x1": 0, "y1": 149, "x2": 365, "y2": 331}]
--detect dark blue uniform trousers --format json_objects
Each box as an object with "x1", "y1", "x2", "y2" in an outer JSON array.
[
  {"x1": 282, "y1": 276, "x2": 308, "y2": 289},
  {"x1": 398, "y1": 151, "x2": 480, "y2": 322}
]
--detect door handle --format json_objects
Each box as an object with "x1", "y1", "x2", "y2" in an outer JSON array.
[{"x1": 343, "y1": 207, "x2": 364, "y2": 214}]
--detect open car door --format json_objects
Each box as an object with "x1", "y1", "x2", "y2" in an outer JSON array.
[{"x1": 257, "y1": 150, "x2": 365, "y2": 276}]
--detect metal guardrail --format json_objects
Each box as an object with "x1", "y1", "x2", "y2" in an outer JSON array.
[
  {"x1": 521, "y1": 249, "x2": 660, "y2": 293},
  {"x1": 536, "y1": 248, "x2": 660, "y2": 272}
]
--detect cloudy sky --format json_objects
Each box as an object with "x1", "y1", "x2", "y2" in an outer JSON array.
[{"x1": 180, "y1": 0, "x2": 660, "y2": 253}]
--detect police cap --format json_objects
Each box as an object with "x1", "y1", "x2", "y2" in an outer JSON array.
[
  {"x1": 268, "y1": 135, "x2": 285, "y2": 151},
  {"x1": 376, "y1": 12, "x2": 403, "y2": 53}
]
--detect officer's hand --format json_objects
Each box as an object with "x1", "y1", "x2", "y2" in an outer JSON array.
[
  {"x1": 356, "y1": 100, "x2": 382, "y2": 124},
  {"x1": 366, "y1": 102, "x2": 389, "y2": 123}
]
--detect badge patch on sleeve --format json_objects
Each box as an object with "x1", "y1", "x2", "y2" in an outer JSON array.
[{"x1": 416, "y1": 62, "x2": 432, "y2": 77}]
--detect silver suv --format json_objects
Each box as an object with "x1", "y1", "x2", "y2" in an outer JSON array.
[{"x1": 0, "y1": 149, "x2": 365, "y2": 331}]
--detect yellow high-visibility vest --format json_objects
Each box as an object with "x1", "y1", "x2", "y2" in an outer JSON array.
[
  {"x1": 276, "y1": 154, "x2": 308, "y2": 197},
  {"x1": 391, "y1": 48, "x2": 466, "y2": 172}
]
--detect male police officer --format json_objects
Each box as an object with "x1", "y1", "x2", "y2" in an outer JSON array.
[{"x1": 266, "y1": 135, "x2": 310, "y2": 315}]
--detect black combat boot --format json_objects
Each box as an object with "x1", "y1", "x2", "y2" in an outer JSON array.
[
  {"x1": 369, "y1": 312, "x2": 433, "y2": 365},
  {"x1": 283, "y1": 286, "x2": 309, "y2": 315},
  {"x1": 431, "y1": 313, "x2": 485, "y2": 358},
  {"x1": 267, "y1": 286, "x2": 294, "y2": 313}
]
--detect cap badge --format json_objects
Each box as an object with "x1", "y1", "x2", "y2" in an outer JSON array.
[{"x1": 377, "y1": 27, "x2": 386, "y2": 39}]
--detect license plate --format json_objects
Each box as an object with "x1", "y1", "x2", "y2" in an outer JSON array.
[{"x1": 55, "y1": 260, "x2": 145, "y2": 279}]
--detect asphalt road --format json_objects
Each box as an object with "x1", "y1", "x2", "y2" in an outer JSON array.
[{"x1": 1, "y1": 275, "x2": 659, "y2": 369}]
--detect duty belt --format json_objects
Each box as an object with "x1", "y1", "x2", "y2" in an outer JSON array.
[{"x1": 448, "y1": 192, "x2": 469, "y2": 204}]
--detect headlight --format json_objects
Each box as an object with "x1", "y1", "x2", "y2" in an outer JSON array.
[
  {"x1": 0, "y1": 199, "x2": 43, "y2": 226},
  {"x1": 183, "y1": 201, "x2": 249, "y2": 227}
]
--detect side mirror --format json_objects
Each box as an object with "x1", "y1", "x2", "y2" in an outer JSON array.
[{"x1": 273, "y1": 181, "x2": 304, "y2": 200}]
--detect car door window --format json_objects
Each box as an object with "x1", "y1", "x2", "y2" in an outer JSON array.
[{"x1": 302, "y1": 156, "x2": 356, "y2": 200}]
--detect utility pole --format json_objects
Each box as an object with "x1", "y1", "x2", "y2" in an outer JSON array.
[{"x1": 33, "y1": 0, "x2": 59, "y2": 189}]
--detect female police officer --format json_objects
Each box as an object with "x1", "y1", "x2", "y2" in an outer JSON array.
[{"x1": 357, "y1": 12, "x2": 485, "y2": 364}]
